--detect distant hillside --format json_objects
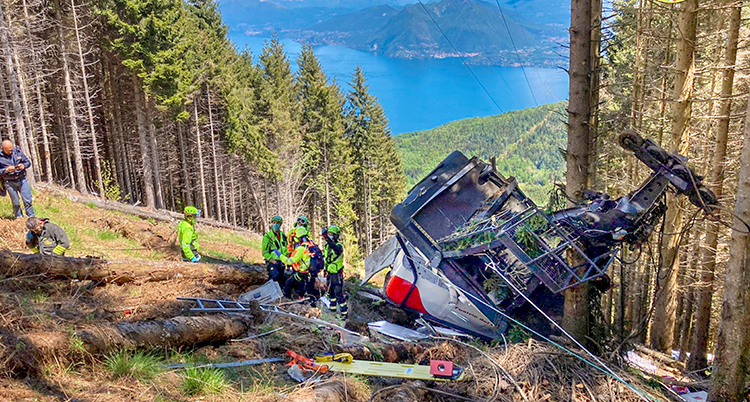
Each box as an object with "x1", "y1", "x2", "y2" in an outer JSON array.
[
  {"x1": 223, "y1": 0, "x2": 569, "y2": 67},
  {"x1": 396, "y1": 102, "x2": 567, "y2": 202}
]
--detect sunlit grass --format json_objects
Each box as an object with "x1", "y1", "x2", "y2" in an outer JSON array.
[
  {"x1": 104, "y1": 351, "x2": 163, "y2": 382},
  {"x1": 181, "y1": 367, "x2": 227, "y2": 395}
]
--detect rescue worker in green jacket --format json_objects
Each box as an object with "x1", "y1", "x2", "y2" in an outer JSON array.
[
  {"x1": 261, "y1": 215, "x2": 287, "y2": 285},
  {"x1": 178, "y1": 206, "x2": 201, "y2": 262},
  {"x1": 322, "y1": 225, "x2": 346, "y2": 317},
  {"x1": 25, "y1": 217, "x2": 69, "y2": 256},
  {"x1": 286, "y1": 216, "x2": 310, "y2": 254},
  {"x1": 277, "y1": 226, "x2": 315, "y2": 299}
]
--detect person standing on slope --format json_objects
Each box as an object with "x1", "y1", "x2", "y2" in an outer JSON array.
[
  {"x1": 25, "y1": 217, "x2": 69, "y2": 256},
  {"x1": 322, "y1": 225, "x2": 346, "y2": 317},
  {"x1": 0, "y1": 139, "x2": 35, "y2": 219},
  {"x1": 277, "y1": 226, "x2": 315, "y2": 299},
  {"x1": 286, "y1": 216, "x2": 310, "y2": 254},
  {"x1": 262, "y1": 215, "x2": 287, "y2": 285},
  {"x1": 179, "y1": 206, "x2": 201, "y2": 262}
]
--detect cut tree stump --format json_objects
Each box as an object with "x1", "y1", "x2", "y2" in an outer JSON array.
[{"x1": 0, "y1": 250, "x2": 267, "y2": 285}]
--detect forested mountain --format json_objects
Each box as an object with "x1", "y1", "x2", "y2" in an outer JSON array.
[
  {"x1": 397, "y1": 102, "x2": 566, "y2": 201},
  {"x1": 0, "y1": 0, "x2": 404, "y2": 257},
  {"x1": 223, "y1": 0, "x2": 568, "y2": 67}
]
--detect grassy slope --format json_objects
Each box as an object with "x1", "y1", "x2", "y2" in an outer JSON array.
[
  {"x1": 0, "y1": 189, "x2": 262, "y2": 263},
  {"x1": 396, "y1": 101, "x2": 567, "y2": 203}
]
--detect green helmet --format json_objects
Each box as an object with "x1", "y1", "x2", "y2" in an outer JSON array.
[
  {"x1": 184, "y1": 206, "x2": 199, "y2": 215},
  {"x1": 296, "y1": 216, "x2": 309, "y2": 227},
  {"x1": 327, "y1": 225, "x2": 341, "y2": 235},
  {"x1": 294, "y1": 226, "x2": 309, "y2": 241},
  {"x1": 271, "y1": 215, "x2": 283, "y2": 224}
]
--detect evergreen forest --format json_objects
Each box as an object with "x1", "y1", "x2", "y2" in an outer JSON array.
[
  {"x1": 0, "y1": 0, "x2": 404, "y2": 258},
  {"x1": 397, "y1": 102, "x2": 567, "y2": 202}
]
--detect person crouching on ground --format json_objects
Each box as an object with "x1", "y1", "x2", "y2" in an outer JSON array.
[
  {"x1": 262, "y1": 215, "x2": 287, "y2": 285},
  {"x1": 25, "y1": 217, "x2": 69, "y2": 256},
  {"x1": 1, "y1": 139, "x2": 35, "y2": 219},
  {"x1": 179, "y1": 206, "x2": 201, "y2": 262},
  {"x1": 322, "y1": 225, "x2": 346, "y2": 317},
  {"x1": 277, "y1": 226, "x2": 315, "y2": 299}
]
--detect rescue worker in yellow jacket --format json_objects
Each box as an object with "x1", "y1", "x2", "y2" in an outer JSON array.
[
  {"x1": 178, "y1": 206, "x2": 201, "y2": 262},
  {"x1": 261, "y1": 215, "x2": 287, "y2": 285},
  {"x1": 322, "y1": 225, "x2": 346, "y2": 316},
  {"x1": 286, "y1": 216, "x2": 310, "y2": 254},
  {"x1": 276, "y1": 226, "x2": 315, "y2": 299},
  {"x1": 25, "y1": 217, "x2": 69, "y2": 256}
]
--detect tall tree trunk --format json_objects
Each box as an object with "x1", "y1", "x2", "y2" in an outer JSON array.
[
  {"x1": 194, "y1": 100, "x2": 208, "y2": 214},
  {"x1": 145, "y1": 103, "x2": 163, "y2": 208},
  {"x1": 177, "y1": 120, "x2": 191, "y2": 206},
  {"x1": 11, "y1": 48, "x2": 41, "y2": 182},
  {"x1": 709, "y1": 96, "x2": 750, "y2": 402},
  {"x1": 687, "y1": 3, "x2": 740, "y2": 371},
  {"x1": 650, "y1": 0, "x2": 697, "y2": 352},
  {"x1": 54, "y1": 0, "x2": 86, "y2": 193},
  {"x1": 0, "y1": 70, "x2": 15, "y2": 142},
  {"x1": 0, "y1": 2, "x2": 34, "y2": 185},
  {"x1": 207, "y1": 89, "x2": 222, "y2": 222},
  {"x1": 563, "y1": 0, "x2": 596, "y2": 343},
  {"x1": 70, "y1": 0, "x2": 103, "y2": 196},
  {"x1": 131, "y1": 72, "x2": 155, "y2": 208},
  {"x1": 23, "y1": 0, "x2": 53, "y2": 182}
]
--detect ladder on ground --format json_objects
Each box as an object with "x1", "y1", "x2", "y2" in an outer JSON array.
[{"x1": 177, "y1": 297, "x2": 258, "y2": 312}]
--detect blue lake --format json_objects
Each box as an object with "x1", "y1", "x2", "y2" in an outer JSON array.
[{"x1": 230, "y1": 34, "x2": 569, "y2": 134}]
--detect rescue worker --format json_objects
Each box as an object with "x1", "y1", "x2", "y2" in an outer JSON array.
[
  {"x1": 322, "y1": 225, "x2": 346, "y2": 317},
  {"x1": 25, "y1": 217, "x2": 69, "y2": 256},
  {"x1": 286, "y1": 216, "x2": 310, "y2": 254},
  {"x1": 261, "y1": 215, "x2": 287, "y2": 285},
  {"x1": 277, "y1": 226, "x2": 315, "y2": 299},
  {"x1": 178, "y1": 206, "x2": 201, "y2": 262}
]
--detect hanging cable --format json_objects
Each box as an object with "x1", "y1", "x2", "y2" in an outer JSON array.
[
  {"x1": 508, "y1": 0, "x2": 562, "y2": 101},
  {"x1": 416, "y1": 0, "x2": 504, "y2": 113},
  {"x1": 480, "y1": 254, "x2": 659, "y2": 402},
  {"x1": 494, "y1": 0, "x2": 538, "y2": 106}
]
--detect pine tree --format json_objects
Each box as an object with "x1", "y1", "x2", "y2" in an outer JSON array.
[
  {"x1": 345, "y1": 65, "x2": 404, "y2": 254},
  {"x1": 297, "y1": 45, "x2": 355, "y2": 239}
]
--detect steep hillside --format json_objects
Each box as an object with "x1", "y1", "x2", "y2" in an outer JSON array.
[
  {"x1": 396, "y1": 102, "x2": 567, "y2": 202},
  {"x1": 0, "y1": 188, "x2": 262, "y2": 263}
]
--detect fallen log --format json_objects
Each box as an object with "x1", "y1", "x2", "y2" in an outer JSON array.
[
  {"x1": 0, "y1": 250, "x2": 267, "y2": 285},
  {"x1": 12, "y1": 314, "x2": 259, "y2": 374},
  {"x1": 632, "y1": 343, "x2": 685, "y2": 370}
]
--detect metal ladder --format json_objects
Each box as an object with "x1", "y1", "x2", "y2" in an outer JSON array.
[{"x1": 177, "y1": 297, "x2": 257, "y2": 312}]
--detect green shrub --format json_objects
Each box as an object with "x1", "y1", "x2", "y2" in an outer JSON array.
[
  {"x1": 104, "y1": 351, "x2": 163, "y2": 381},
  {"x1": 181, "y1": 367, "x2": 227, "y2": 395}
]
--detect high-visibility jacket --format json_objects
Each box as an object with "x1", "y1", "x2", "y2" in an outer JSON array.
[
  {"x1": 178, "y1": 219, "x2": 199, "y2": 260},
  {"x1": 262, "y1": 230, "x2": 287, "y2": 262},
  {"x1": 286, "y1": 227, "x2": 298, "y2": 253},
  {"x1": 26, "y1": 219, "x2": 69, "y2": 256},
  {"x1": 281, "y1": 241, "x2": 315, "y2": 273},
  {"x1": 324, "y1": 239, "x2": 344, "y2": 274}
]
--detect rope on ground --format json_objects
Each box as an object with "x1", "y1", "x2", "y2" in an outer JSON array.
[
  {"x1": 430, "y1": 335, "x2": 528, "y2": 402},
  {"x1": 482, "y1": 255, "x2": 660, "y2": 402}
]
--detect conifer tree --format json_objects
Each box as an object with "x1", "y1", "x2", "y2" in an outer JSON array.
[
  {"x1": 297, "y1": 45, "x2": 355, "y2": 240},
  {"x1": 345, "y1": 66, "x2": 404, "y2": 254}
]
